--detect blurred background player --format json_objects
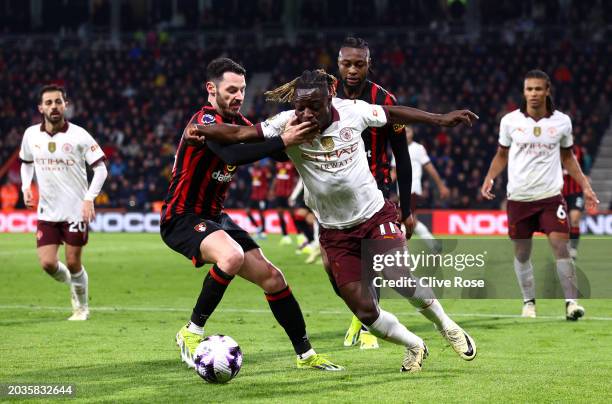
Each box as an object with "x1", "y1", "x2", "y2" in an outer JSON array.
[
  {"x1": 246, "y1": 160, "x2": 271, "y2": 239},
  {"x1": 391, "y1": 125, "x2": 450, "y2": 252},
  {"x1": 481, "y1": 70, "x2": 599, "y2": 320},
  {"x1": 271, "y1": 161, "x2": 297, "y2": 245},
  {"x1": 162, "y1": 58, "x2": 342, "y2": 371},
  {"x1": 288, "y1": 177, "x2": 320, "y2": 262},
  {"x1": 19, "y1": 84, "x2": 107, "y2": 321},
  {"x1": 562, "y1": 143, "x2": 591, "y2": 260}
]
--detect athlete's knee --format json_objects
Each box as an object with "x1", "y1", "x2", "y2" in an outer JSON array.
[
  {"x1": 65, "y1": 258, "x2": 82, "y2": 272},
  {"x1": 39, "y1": 258, "x2": 58, "y2": 274},
  {"x1": 355, "y1": 304, "x2": 379, "y2": 326},
  {"x1": 260, "y1": 265, "x2": 287, "y2": 293},
  {"x1": 216, "y1": 248, "x2": 244, "y2": 275},
  {"x1": 551, "y1": 240, "x2": 570, "y2": 259}
]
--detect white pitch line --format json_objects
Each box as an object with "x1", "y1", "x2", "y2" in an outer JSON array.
[{"x1": 0, "y1": 304, "x2": 611, "y2": 321}]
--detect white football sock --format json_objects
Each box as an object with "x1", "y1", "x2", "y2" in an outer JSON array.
[
  {"x1": 556, "y1": 258, "x2": 578, "y2": 300},
  {"x1": 297, "y1": 348, "x2": 316, "y2": 360},
  {"x1": 366, "y1": 310, "x2": 423, "y2": 348},
  {"x1": 410, "y1": 298, "x2": 453, "y2": 330},
  {"x1": 187, "y1": 322, "x2": 204, "y2": 335},
  {"x1": 70, "y1": 266, "x2": 89, "y2": 308},
  {"x1": 414, "y1": 221, "x2": 437, "y2": 250},
  {"x1": 513, "y1": 257, "x2": 535, "y2": 302},
  {"x1": 50, "y1": 261, "x2": 71, "y2": 285}
]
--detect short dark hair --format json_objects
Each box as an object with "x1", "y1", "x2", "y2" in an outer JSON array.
[
  {"x1": 206, "y1": 58, "x2": 246, "y2": 83},
  {"x1": 39, "y1": 84, "x2": 67, "y2": 104},
  {"x1": 341, "y1": 36, "x2": 369, "y2": 50},
  {"x1": 520, "y1": 69, "x2": 555, "y2": 114}
]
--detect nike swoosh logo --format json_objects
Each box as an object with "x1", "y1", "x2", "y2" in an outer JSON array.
[{"x1": 463, "y1": 333, "x2": 475, "y2": 357}]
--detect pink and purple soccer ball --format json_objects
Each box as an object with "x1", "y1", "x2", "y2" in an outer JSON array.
[{"x1": 194, "y1": 335, "x2": 243, "y2": 383}]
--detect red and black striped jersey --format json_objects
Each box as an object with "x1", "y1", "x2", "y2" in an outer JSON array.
[
  {"x1": 563, "y1": 144, "x2": 587, "y2": 196},
  {"x1": 161, "y1": 103, "x2": 253, "y2": 222},
  {"x1": 273, "y1": 161, "x2": 297, "y2": 198},
  {"x1": 336, "y1": 80, "x2": 405, "y2": 189},
  {"x1": 249, "y1": 165, "x2": 271, "y2": 201}
]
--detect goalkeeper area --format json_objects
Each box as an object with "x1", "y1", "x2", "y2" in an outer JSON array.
[{"x1": 1, "y1": 233, "x2": 611, "y2": 402}]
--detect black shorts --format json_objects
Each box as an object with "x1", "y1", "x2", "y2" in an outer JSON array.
[
  {"x1": 248, "y1": 199, "x2": 267, "y2": 210},
  {"x1": 273, "y1": 196, "x2": 290, "y2": 209},
  {"x1": 564, "y1": 193, "x2": 585, "y2": 212},
  {"x1": 160, "y1": 213, "x2": 259, "y2": 267}
]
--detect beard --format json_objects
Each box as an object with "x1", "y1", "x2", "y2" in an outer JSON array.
[
  {"x1": 342, "y1": 77, "x2": 364, "y2": 91},
  {"x1": 44, "y1": 111, "x2": 63, "y2": 124},
  {"x1": 216, "y1": 93, "x2": 241, "y2": 118}
]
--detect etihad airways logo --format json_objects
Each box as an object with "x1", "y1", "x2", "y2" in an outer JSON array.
[
  {"x1": 301, "y1": 143, "x2": 359, "y2": 163},
  {"x1": 35, "y1": 158, "x2": 76, "y2": 166}
]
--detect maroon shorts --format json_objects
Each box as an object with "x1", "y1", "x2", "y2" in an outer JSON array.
[
  {"x1": 506, "y1": 194, "x2": 569, "y2": 239},
  {"x1": 36, "y1": 220, "x2": 89, "y2": 247},
  {"x1": 319, "y1": 200, "x2": 405, "y2": 288}
]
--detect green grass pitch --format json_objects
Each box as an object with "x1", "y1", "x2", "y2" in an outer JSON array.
[{"x1": 1, "y1": 233, "x2": 611, "y2": 403}]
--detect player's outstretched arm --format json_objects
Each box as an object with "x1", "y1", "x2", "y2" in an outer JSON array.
[
  {"x1": 561, "y1": 148, "x2": 599, "y2": 210},
  {"x1": 184, "y1": 123, "x2": 260, "y2": 145},
  {"x1": 206, "y1": 118, "x2": 318, "y2": 165},
  {"x1": 481, "y1": 146, "x2": 509, "y2": 200},
  {"x1": 384, "y1": 106, "x2": 479, "y2": 127}
]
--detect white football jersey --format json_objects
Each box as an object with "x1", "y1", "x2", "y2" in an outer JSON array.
[
  {"x1": 408, "y1": 141, "x2": 430, "y2": 195},
  {"x1": 19, "y1": 122, "x2": 105, "y2": 222},
  {"x1": 257, "y1": 98, "x2": 387, "y2": 229},
  {"x1": 499, "y1": 109, "x2": 573, "y2": 201}
]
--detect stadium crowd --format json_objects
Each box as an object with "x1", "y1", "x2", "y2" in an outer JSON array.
[{"x1": 1, "y1": 15, "x2": 610, "y2": 212}]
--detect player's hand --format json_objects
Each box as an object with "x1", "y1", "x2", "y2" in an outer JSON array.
[
  {"x1": 22, "y1": 189, "x2": 34, "y2": 209},
  {"x1": 439, "y1": 184, "x2": 451, "y2": 200},
  {"x1": 439, "y1": 110, "x2": 479, "y2": 127},
  {"x1": 403, "y1": 214, "x2": 415, "y2": 240},
  {"x1": 281, "y1": 116, "x2": 319, "y2": 147},
  {"x1": 584, "y1": 187, "x2": 600, "y2": 213},
  {"x1": 82, "y1": 200, "x2": 96, "y2": 223},
  {"x1": 184, "y1": 124, "x2": 207, "y2": 146},
  {"x1": 481, "y1": 178, "x2": 495, "y2": 200}
]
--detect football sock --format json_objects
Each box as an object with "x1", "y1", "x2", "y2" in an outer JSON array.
[
  {"x1": 513, "y1": 257, "x2": 535, "y2": 301},
  {"x1": 70, "y1": 266, "x2": 89, "y2": 307},
  {"x1": 265, "y1": 286, "x2": 312, "y2": 355},
  {"x1": 556, "y1": 258, "x2": 578, "y2": 300},
  {"x1": 293, "y1": 217, "x2": 309, "y2": 241},
  {"x1": 409, "y1": 298, "x2": 453, "y2": 330},
  {"x1": 51, "y1": 261, "x2": 71, "y2": 285},
  {"x1": 191, "y1": 265, "x2": 234, "y2": 327},
  {"x1": 278, "y1": 212, "x2": 288, "y2": 236},
  {"x1": 187, "y1": 321, "x2": 204, "y2": 335},
  {"x1": 258, "y1": 209, "x2": 266, "y2": 232},
  {"x1": 246, "y1": 211, "x2": 258, "y2": 229},
  {"x1": 365, "y1": 310, "x2": 423, "y2": 348},
  {"x1": 414, "y1": 221, "x2": 437, "y2": 250},
  {"x1": 569, "y1": 226, "x2": 580, "y2": 249},
  {"x1": 297, "y1": 348, "x2": 316, "y2": 360}
]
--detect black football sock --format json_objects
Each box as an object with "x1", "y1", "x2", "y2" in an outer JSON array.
[
  {"x1": 278, "y1": 212, "x2": 288, "y2": 235},
  {"x1": 190, "y1": 265, "x2": 234, "y2": 327},
  {"x1": 265, "y1": 286, "x2": 312, "y2": 355},
  {"x1": 569, "y1": 226, "x2": 580, "y2": 250},
  {"x1": 247, "y1": 211, "x2": 258, "y2": 228},
  {"x1": 259, "y1": 209, "x2": 266, "y2": 231}
]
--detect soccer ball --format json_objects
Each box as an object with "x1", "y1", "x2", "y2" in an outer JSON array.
[{"x1": 194, "y1": 335, "x2": 242, "y2": 383}]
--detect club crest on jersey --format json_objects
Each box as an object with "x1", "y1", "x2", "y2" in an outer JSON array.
[
  {"x1": 321, "y1": 137, "x2": 335, "y2": 151},
  {"x1": 194, "y1": 223, "x2": 207, "y2": 233},
  {"x1": 393, "y1": 124, "x2": 405, "y2": 134},
  {"x1": 533, "y1": 127, "x2": 542, "y2": 137},
  {"x1": 547, "y1": 127, "x2": 557, "y2": 136},
  {"x1": 201, "y1": 114, "x2": 216, "y2": 126},
  {"x1": 226, "y1": 164, "x2": 236, "y2": 172},
  {"x1": 339, "y1": 128, "x2": 353, "y2": 141},
  {"x1": 62, "y1": 143, "x2": 73, "y2": 153}
]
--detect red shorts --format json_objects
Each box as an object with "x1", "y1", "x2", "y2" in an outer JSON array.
[
  {"x1": 319, "y1": 200, "x2": 405, "y2": 288},
  {"x1": 37, "y1": 220, "x2": 89, "y2": 247},
  {"x1": 506, "y1": 194, "x2": 569, "y2": 239}
]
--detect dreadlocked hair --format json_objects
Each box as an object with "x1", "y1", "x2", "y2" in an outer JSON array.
[{"x1": 264, "y1": 69, "x2": 338, "y2": 103}]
